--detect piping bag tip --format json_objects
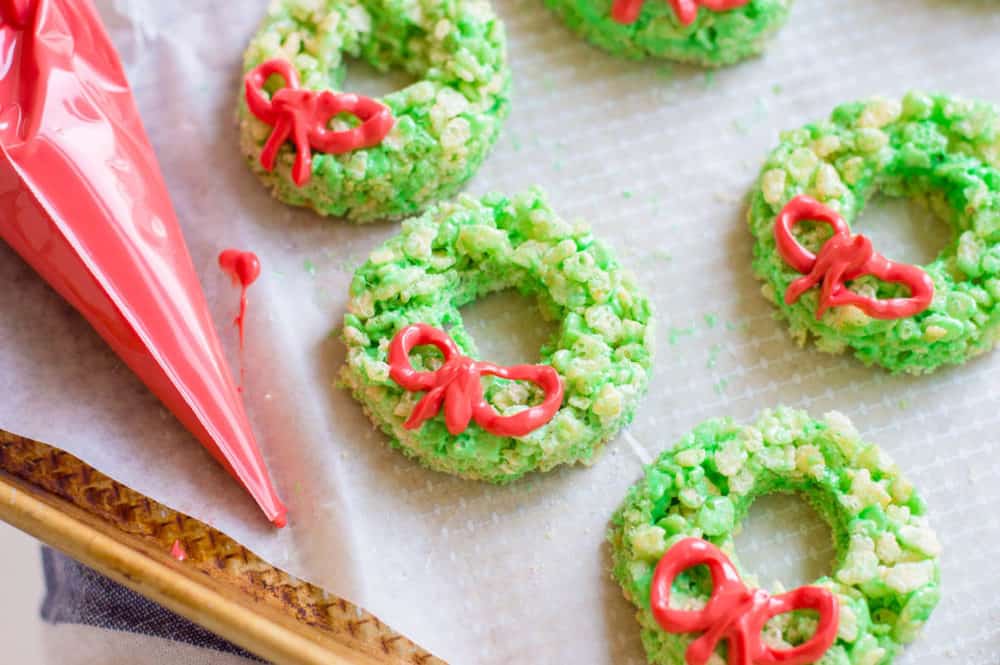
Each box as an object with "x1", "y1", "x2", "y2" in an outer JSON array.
[{"x1": 0, "y1": 0, "x2": 287, "y2": 526}]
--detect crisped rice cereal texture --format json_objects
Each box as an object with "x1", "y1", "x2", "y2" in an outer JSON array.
[
  {"x1": 239, "y1": 0, "x2": 510, "y2": 223},
  {"x1": 543, "y1": 0, "x2": 792, "y2": 66},
  {"x1": 339, "y1": 189, "x2": 655, "y2": 482},
  {"x1": 610, "y1": 408, "x2": 941, "y2": 665},
  {"x1": 749, "y1": 92, "x2": 1000, "y2": 374}
]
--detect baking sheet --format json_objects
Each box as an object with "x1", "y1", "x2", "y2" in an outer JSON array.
[{"x1": 2, "y1": 0, "x2": 1000, "y2": 662}]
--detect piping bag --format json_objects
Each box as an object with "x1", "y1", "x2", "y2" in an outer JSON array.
[{"x1": 0, "y1": 0, "x2": 288, "y2": 526}]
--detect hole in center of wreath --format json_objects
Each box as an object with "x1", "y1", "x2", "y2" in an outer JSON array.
[
  {"x1": 460, "y1": 290, "x2": 558, "y2": 367},
  {"x1": 851, "y1": 195, "x2": 950, "y2": 266},
  {"x1": 341, "y1": 56, "x2": 417, "y2": 100},
  {"x1": 734, "y1": 494, "x2": 835, "y2": 591}
]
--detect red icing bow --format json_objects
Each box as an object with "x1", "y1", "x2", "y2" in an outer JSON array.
[
  {"x1": 388, "y1": 324, "x2": 564, "y2": 437},
  {"x1": 651, "y1": 538, "x2": 839, "y2": 665},
  {"x1": 773, "y1": 195, "x2": 934, "y2": 320},
  {"x1": 611, "y1": 0, "x2": 749, "y2": 25},
  {"x1": 244, "y1": 58, "x2": 394, "y2": 186}
]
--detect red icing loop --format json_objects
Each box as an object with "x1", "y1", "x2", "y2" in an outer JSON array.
[
  {"x1": 650, "y1": 538, "x2": 839, "y2": 665},
  {"x1": 611, "y1": 0, "x2": 749, "y2": 26},
  {"x1": 243, "y1": 58, "x2": 394, "y2": 186},
  {"x1": 218, "y1": 249, "x2": 261, "y2": 349},
  {"x1": 387, "y1": 323, "x2": 564, "y2": 437},
  {"x1": 773, "y1": 195, "x2": 934, "y2": 320}
]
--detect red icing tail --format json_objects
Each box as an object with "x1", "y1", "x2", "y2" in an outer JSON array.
[{"x1": 0, "y1": 0, "x2": 287, "y2": 526}]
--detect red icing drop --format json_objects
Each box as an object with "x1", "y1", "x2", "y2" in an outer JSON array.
[
  {"x1": 170, "y1": 539, "x2": 188, "y2": 562},
  {"x1": 773, "y1": 195, "x2": 934, "y2": 320},
  {"x1": 387, "y1": 323, "x2": 564, "y2": 437},
  {"x1": 650, "y1": 538, "x2": 839, "y2": 665},
  {"x1": 612, "y1": 0, "x2": 749, "y2": 25},
  {"x1": 218, "y1": 249, "x2": 261, "y2": 350},
  {"x1": 0, "y1": 0, "x2": 286, "y2": 526},
  {"x1": 244, "y1": 58, "x2": 394, "y2": 186}
]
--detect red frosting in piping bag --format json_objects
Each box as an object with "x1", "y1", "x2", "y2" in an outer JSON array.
[{"x1": 0, "y1": 0, "x2": 287, "y2": 526}]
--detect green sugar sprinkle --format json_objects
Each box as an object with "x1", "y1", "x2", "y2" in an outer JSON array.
[
  {"x1": 706, "y1": 343, "x2": 722, "y2": 368},
  {"x1": 668, "y1": 326, "x2": 696, "y2": 345}
]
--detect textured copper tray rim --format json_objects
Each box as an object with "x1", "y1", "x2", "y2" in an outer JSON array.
[{"x1": 0, "y1": 430, "x2": 446, "y2": 665}]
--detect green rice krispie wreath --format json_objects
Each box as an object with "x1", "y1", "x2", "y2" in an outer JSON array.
[
  {"x1": 543, "y1": 0, "x2": 792, "y2": 66},
  {"x1": 750, "y1": 92, "x2": 1000, "y2": 374},
  {"x1": 610, "y1": 408, "x2": 941, "y2": 665},
  {"x1": 239, "y1": 0, "x2": 510, "y2": 223},
  {"x1": 339, "y1": 189, "x2": 655, "y2": 482}
]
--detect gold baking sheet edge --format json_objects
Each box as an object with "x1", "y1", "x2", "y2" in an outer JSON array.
[{"x1": 0, "y1": 429, "x2": 447, "y2": 665}]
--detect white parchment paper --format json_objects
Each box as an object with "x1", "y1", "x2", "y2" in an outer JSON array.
[{"x1": 2, "y1": 0, "x2": 1000, "y2": 662}]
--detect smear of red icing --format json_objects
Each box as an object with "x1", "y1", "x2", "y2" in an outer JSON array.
[
  {"x1": 387, "y1": 323, "x2": 564, "y2": 437},
  {"x1": 0, "y1": 0, "x2": 286, "y2": 526},
  {"x1": 650, "y1": 538, "x2": 839, "y2": 665},
  {"x1": 612, "y1": 0, "x2": 749, "y2": 25},
  {"x1": 774, "y1": 195, "x2": 934, "y2": 320},
  {"x1": 244, "y1": 58, "x2": 394, "y2": 186},
  {"x1": 170, "y1": 539, "x2": 188, "y2": 562},
  {"x1": 218, "y1": 249, "x2": 261, "y2": 349}
]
